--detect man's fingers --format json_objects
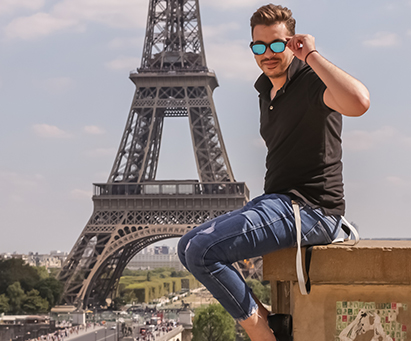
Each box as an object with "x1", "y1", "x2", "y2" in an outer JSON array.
[
  {"x1": 288, "y1": 34, "x2": 315, "y2": 52},
  {"x1": 288, "y1": 40, "x2": 304, "y2": 54},
  {"x1": 287, "y1": 36, "x2": 304, "y2": 51}
]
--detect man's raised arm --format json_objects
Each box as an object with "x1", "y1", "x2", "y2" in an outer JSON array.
[{"x1": 287, "y1": 34, "x2": 370, "y2": 117}]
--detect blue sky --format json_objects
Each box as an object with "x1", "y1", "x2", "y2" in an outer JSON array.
[{"x1": 1, "y1": 0, "x2": 410, "y2": 254}]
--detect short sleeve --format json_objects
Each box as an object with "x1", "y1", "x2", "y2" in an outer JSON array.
[{"x1": 307, "y1": 70, "x2": 331, "y2": 112}]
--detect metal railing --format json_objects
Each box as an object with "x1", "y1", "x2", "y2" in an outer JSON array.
[{"x1": 93, "y1": 181, "x2": 249, "y2": 199}]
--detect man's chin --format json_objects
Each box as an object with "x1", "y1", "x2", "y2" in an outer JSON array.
[{"x1": 264, "y1": 69, "x2": 281, "y2": 78}]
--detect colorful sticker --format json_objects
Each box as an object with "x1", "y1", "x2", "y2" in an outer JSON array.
[{"x1": 335, "y1": 301, "x2": 408, "y2": 341}]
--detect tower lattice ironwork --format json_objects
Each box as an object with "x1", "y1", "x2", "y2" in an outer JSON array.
[{"x1": 58, "y1": 0, "x2": 250, "y2": 309}]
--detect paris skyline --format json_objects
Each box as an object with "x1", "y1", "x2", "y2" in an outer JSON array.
[{"x1": 1, "y1": 0, "x2": 411, "y2": 254}]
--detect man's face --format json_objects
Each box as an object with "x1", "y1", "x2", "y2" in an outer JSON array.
[{"x1": 252, "y1": 23, "x2": 294, "y2": 81}]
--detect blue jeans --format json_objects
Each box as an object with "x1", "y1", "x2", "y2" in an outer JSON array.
[{"x1": 177, "y1": 193, "x2": 341, "y2": 321}]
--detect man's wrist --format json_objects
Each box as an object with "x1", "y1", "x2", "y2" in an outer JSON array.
[{"x1": 305, "y1": 50, "x2": 318, "y2": 64}]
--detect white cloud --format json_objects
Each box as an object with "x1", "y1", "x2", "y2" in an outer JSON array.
[
  {"x1": 5, "y1": 12, "x2": 78, "y2": 40},
  {"x1": 4, "y1": 0, "x2": 147, "y2": 40},
  {"x1": 0, "y1": 171, "x2": 45, "y2": 203},
  {"x1": 105, "y1": 56, "x2": 140, "y2": 70},
  {"x1": 342, "y1": 126, "x2": 411, "y2": 151},
  {"x1": 108, "y1": 37, "x2": 142, "y2": 49},
  {"x1": 84, "y1": 148, "x2": 116, "y2": 157},
  {"x1": 32, "y1": 124, "x2": 72, "y2": 138},
  {"x1": 363, "y1": 32, "x2": 401, "y2": 47},
  {"x1": 343, "y1": 126, "x2": 392, "y2": 151},
  {"x1": 207, "y1": 40, "x2": 260, "y2": 81},
  {"x1": 0, "y1": 171, "x2": 44, "y2": 188},
  {"x1": 36, "y1": 77, "x2": 75, "y2": 93},
  {"x1": 52, "y1": 0, "x2": 147, "y2": 29},
  {"x1": 203, "y1": 0, "x2": 267, "y2": 10},
  {"x1": 203, "y1": 22, "x2": 241, "y2": 40},
  {"x1": 70, "y1": 188, "x2": 92, "y2": 199},
  {"x1": 386, "y1": 176, "x2": 411, "y2": 187},
  {"x1": 343, "y1": 126, "x2": 395, "y2": 151},
  {"x1": 202, "y1": 22, "x2": 259, "y2": 81},
  {"x1": 84, "y1": 125, "x2": 105, "y2": 135},
  {"x1": 0, "y1": 0, "x2": 45, "y2": 15}
]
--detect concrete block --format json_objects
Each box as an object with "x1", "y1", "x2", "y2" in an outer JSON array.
[{"x1": 263, "y1": 240, "x2": 411, "y2": 341}]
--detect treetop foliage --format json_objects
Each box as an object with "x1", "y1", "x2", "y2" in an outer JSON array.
[
  {"x1": 192, "y1": 303, "x2": 236, "y2": 341},
  {"x1": 0, "y1": 259, "x2": 63, "y2": 314},
  {"x1": 122, "y1": 267, "x2": 189, "y2": 278},
  {"x1": 0, "y1": 258, "x2": 40, "y2": 293}
]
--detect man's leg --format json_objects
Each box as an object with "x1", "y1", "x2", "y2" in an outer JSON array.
[
  {"x1": 177, "y1": 206, "x2": 244, "y2": 270},
  {"x1": 239, "y1": 293, "x2": 275, "y2": 341},
  {"x1": 178, "y1": 193, "x2": 340, "y2": 339},
  {"x1": 178, "y1": 194, "x2": 297, "y2": 318}
]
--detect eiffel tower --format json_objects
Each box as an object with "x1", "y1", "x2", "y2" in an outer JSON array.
[{"x1": 58, "y1": 0, "x2": 249, "y2": 309}]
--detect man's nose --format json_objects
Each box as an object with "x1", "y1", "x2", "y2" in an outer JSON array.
[{"x1": 263, "y1": 48, "x2": 275, "y2": 57}]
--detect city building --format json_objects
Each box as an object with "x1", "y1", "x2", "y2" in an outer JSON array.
[
  {"x1": 127, "y1": 246, "x2": 184, "y2": 271},
  {"x1": 0, "y1": 251, "x2": 67, "y2": 269}
]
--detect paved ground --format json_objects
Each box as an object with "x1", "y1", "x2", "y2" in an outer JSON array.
[{"x1": 63, "y1": 325, "x2": 106, "y2": 340}]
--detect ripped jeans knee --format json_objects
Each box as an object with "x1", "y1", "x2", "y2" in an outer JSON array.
[
  {"x1": 176, "y1": 212, "x2": 260, "y2": 321},
  {"x1": 177, "y1": 220, "x2": 217, "y2": 272},
  {"x1": 177, "y1": 209, "x2": 240, "y2": 272}
]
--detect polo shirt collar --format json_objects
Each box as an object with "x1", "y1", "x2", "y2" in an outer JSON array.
[{"x1": 254, "y1": 57, "x2": 306, "y2": 95}]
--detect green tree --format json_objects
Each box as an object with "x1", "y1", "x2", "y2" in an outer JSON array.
[
  {"x1": 22, "y1": 289, "x2": 49, "y2": 314},
  {"x1": 0, "y1": 259, "x2": 40, "y2": 293},
  {"x1": 170, "y1": 270, "x2": 187, "y2": 277},
  {"x1": 246, "y1": 279, "x2": 271, "y2": 305},
  {"x1": 192, "y1": 303, "x2": 236, "y2": 341},
  {"x1": 146, "y1": 271, "x2": 152, "y2": 282},
  {"x1": 0, "y1": 260, "x2": 64, "y2": 312},
  {"x1": 34, "y1": 266, "x2": 49, "y2": 280},
  {"x1": 0, "y1": 293, "x2": 10, "y2": 314},
  {"x1": 48, "y1": 268, "x2": 61, "y2": 279},
  {"x1": 122, "y1": 269, "x2": 145, "y2": 277},
  {"x1": 7, "y1": 282, "x2": 26, "y2": 314},
  {"x1": 35, "y1": 277, "x2": 63, "y2": 308},
  {"x1": 122, "y1": 290, "x2": 137, "y2": 304}
]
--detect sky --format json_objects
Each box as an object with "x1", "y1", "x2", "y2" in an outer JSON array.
[{"x1": 1, "y1": 0, "x2": 411, "y2": 254}]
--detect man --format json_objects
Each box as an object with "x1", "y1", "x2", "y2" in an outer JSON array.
[{"x1": 178, "y1": 4, "x2": 369, "y2": 341}]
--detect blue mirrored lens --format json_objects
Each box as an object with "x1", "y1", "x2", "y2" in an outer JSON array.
[
  {"x1": 270, "y1": 42, "x2": 286, "y2": 53},
  {"x1": 252, "y1": 44, "x2": 266, "y2": 55}
]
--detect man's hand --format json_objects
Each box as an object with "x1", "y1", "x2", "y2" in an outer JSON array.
[{"x1": 286, "y1": 34, "x2": 316, "y2": 62}]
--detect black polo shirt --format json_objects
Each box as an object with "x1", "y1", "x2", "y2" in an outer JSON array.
[{"x1": 255, "y1": 57, "x2": 345, "y2": 216}]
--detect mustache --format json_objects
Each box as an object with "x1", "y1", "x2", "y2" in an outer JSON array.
[{"x1": 261, "y1": 57, "x2": 281, "y2": 63}]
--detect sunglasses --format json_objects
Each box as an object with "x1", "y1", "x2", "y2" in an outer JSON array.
[{"x1": 249, "y1": 40, "x2": 288, "y2": 55}]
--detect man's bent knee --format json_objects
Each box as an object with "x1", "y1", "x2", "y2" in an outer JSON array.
[{"x1": 177, "y1": 235, "x2": 189, "y2": 268}]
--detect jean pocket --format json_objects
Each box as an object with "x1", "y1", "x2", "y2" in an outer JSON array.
[{"x1": 301, "y1": 220, "x2": 333, "y2": 246}]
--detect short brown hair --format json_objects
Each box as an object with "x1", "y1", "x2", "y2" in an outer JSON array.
[{"x1": 250, "y1": 4, "x2": 296, "y2": 36}]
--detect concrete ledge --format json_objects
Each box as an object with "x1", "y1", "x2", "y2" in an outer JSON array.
[
  {"x1": 263, "y1": 240, "x2": 411, "y2": 284},
  {"x1": 263, "y1": 240, "x2": 411, "y2": 341}
]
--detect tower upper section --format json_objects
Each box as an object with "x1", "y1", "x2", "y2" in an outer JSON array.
[{"x1": 139, "y1": 0, "x2": 207, "y2": 72}]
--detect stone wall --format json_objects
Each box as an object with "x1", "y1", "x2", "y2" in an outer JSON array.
[{"x1": 263, "y1": 240, "x2": 411, "y2": 341}]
